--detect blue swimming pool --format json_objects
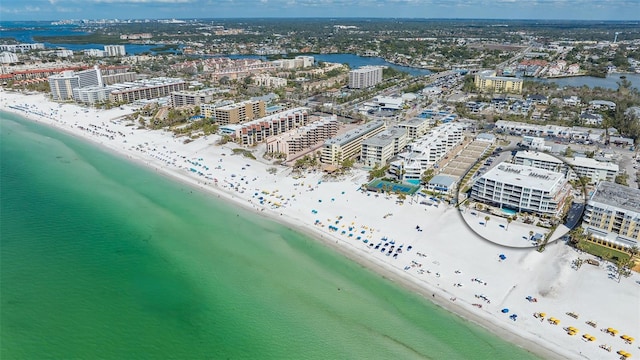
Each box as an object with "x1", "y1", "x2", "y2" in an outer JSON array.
[{"x1": 501, "y1": 208, "x2": 517, "y2": 216}]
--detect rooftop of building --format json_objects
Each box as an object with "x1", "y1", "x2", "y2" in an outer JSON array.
[
  {"x1": 237, "y1": 107, "x2": 310, "y2": 127},
  {"x1": 478, "y1": 163, "x2": 565, "y2": 191},
  {"x1": 590, "y1": 181, "x2": 640, "y2": 214},
  {"x1": 399, "y1": 117, "x2": 430, "y2": 127},
  {"x1": 569, "y1": 156, "x2": 619, "y2": 170},
  {"x1": 324, "y1": 120, "x2": 385, "y2": 146},
  {"x1": 362, "y1": 127, "x2": 407, "y2": 148},
  {"x1": 216, "y1": 99, "x2": 263, "y2": 110},
  {"x1": 515, "y1": 150, "x2": 563, "y2": 163},
  {"x1": 429, "y1": 174, "x2": 457, "y2": 187}
]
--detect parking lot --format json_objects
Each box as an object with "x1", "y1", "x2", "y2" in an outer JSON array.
[{"x1": 439, "y1": 140, "x2": 494, "y2": 179}]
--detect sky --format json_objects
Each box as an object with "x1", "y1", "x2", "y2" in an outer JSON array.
[{"x1": 0, "y1": 0, "x2": 638, "y2": 22}]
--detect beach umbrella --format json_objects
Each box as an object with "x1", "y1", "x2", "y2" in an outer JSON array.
[
  {"x1": 501, "y1": 308, "x2": 509, "y2": 313},
  {"x1": 539, "y1": 313, "x2": 546, "y2": 318}
]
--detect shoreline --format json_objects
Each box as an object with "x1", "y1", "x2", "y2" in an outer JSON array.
[{"x1": 2, "y1": 90, "x2": 638, "y2": 360}]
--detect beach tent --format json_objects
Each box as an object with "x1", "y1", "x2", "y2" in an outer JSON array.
[
  {"x1": 499, "y1": 254, "x2": 506, "y2": 260},
  {"x1": 501, "y1": 308, "x2": 509, "y2": 313}
]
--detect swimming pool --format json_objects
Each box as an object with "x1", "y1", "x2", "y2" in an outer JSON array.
[{"x1": 501, "y1": 208, "x2": 517, "y2": 216}]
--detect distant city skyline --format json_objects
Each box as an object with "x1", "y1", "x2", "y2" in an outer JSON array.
[{"x1": 0, "y1": 0, "x2": 638, "y2": 22}]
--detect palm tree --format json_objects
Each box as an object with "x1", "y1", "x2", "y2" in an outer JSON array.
[
  {"x1": 529, "y1": 230, "x2": 534, "y2": 241},
  {"x1": 484, "y1": 216, "x2": 490, "y2": 227},
  {"x1": 616, "y1": 257, "x2": 634, "y2": 283},
  {"x1": 506, "y1": 217, "x2": 513, "y2": 230}
]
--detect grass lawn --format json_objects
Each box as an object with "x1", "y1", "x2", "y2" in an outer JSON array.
[{"x1": 580, "y1": 241, "x2": 630, "y2": 262}]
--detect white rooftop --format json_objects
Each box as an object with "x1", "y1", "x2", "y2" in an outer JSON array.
[{"x1": 479, "y1": 163, "x2": 565, "y2": 191}]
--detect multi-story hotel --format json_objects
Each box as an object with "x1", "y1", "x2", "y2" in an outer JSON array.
[
  {"x1": 233, "y1": 108, "x2": 310, "y2": 146},
  {"x1": 214, "y1": 100, "x2": 266, "y2": 125},
  {"x1": 104, "y1": 45, "x2": 126, "y2": 57},
  {"x1": 265, "y1": 115, "x2": 339, "y2": 160},
  {"x1": 582, "y1": 181, "x2": 640, "y2": 249},
  {"x1": 348, "y1": 66, "x2": 383, "y2": 89},
  {"x1": 48, "y1": 66, "x2": 103, "y2": 101},
  {"x1": 397, "y1": 117, "x2": 431, "y2": 140},
  {"x1": 360, "y1": 127, "x2": 408, "y2": 168},
  {"x1": 474, "y1": 70, "x2": 523, "y2": 94},
  {"x1": 108, "y1": 77, "x2": 186, "y2": 104},
  {"x1": 471, "y1": 163, "x2": 570, "y2": 215},
  {"x1": 389, "y1": 122, "x2": 464, "y2": 183},
  {"x1": 320, "y1": 121, "x2": 387, "y2": 165},
  {"x1": 513, "y1": 151, "x2": 619, "y2": 184}
]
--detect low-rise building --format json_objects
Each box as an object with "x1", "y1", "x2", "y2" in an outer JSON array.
[
  {"x1": 513, "y1": 151, "x2": 619, "y2": 184},
  {"x1": 360, "y1": 127, "x2": 408, "y2": 168},
  {"x1": 582, "y1": 181, "x2": 640, "y2": 249},
  {"x1": 253, "y1": 74, "x2": 287, "y2": 88},
  {"x1": 471, "y1": 163, "x2": 571, "y2": 216},
  {"x1": 321, "y1": 121, "x2": 386, "y2": 165},
  {"x1": 427, "y1": 174, "x2": 458, "y2": 195},
  {"x1": 0, "y1": 43, "x2": 45, "y2": 52}
]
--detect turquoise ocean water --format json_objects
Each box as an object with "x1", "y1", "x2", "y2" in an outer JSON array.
[{"x1": 0, "y1": 111, "x2": 540, "y2": 359}]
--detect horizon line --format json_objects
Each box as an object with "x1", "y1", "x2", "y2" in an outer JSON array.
[{"x1": 2, "y1": 17, "x2": 639, "y2": 23}]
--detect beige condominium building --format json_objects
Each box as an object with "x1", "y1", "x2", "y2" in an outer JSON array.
[
  {"x1": 397, "y1": 117, "x2": 431, "y2": 140},
  {"x1": 214, "y1": 100, "x2": 265, "y2": 125},
  {"x1": 582, "y1": 181, "x2": 639, "y2": 249},
  {"x1": 474, "y1": 70, "x2": 523, "y2": 94},
  {"x1": 321, "y1": 120, "x2": 386, "y2": 165},
  {"x1": 471, "y1": 163, "x2": 571, "y2": 216},
  {"x1": 265, "y1": 115, "x2": 339, "y2": 160},
  {"x1": 235, "y1": 107, "x2": 310, "y2": 146},
  {"x1": 108, "y1": 77, "x2": 186, "y2": 104},
  {"x1": 360, "y1": 127, "x2": 408, "y2": 168}
]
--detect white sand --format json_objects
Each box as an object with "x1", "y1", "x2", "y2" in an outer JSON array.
[{"x1": 2, "y1": 89, "x2": 639, "y2": 360}]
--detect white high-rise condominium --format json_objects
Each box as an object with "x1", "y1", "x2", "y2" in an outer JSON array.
[
  {"x1": 104, "y1": 45, "x2": 126, "y2": 57},
  {"x1": 348, "y1": 66, "x2": 383, "y2": 89}
]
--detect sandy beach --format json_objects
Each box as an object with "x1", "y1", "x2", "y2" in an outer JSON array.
[{"x1": 2, "y1": 89, "x2": 638, "y2": 360}]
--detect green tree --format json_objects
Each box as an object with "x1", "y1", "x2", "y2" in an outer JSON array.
[
  {"x1": 421, "y1": 168, "x2": 435, "y2": 184},
  {"x1": 484, "y1": 216, "x2": 490, "y2": 227},
  {"x1": 616, "y1": 257, "x2": 633, "y2": 283}
]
